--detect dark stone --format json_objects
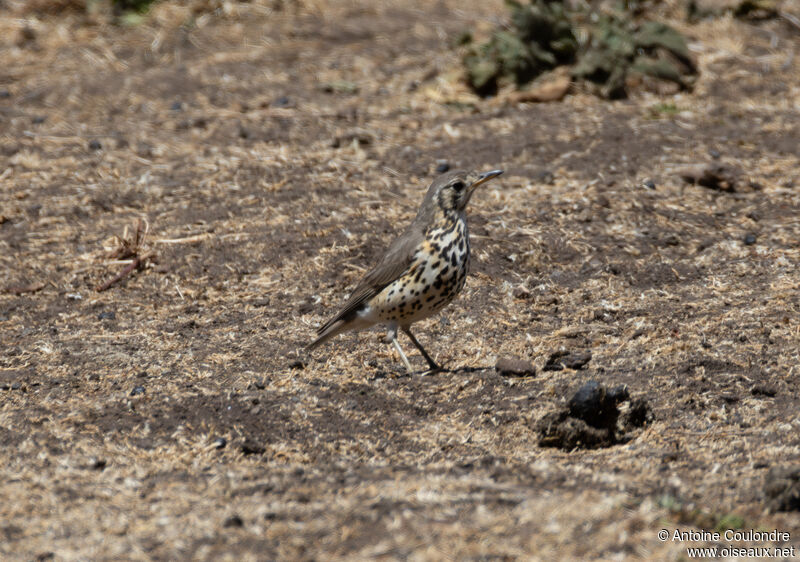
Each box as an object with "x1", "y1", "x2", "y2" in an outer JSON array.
[
  {"x1": 88, "y1": 139, "x2": 102, "y2": 151},
  {"x1": 10, "y1": 382, "x2": 21, "y2": 390},
  {"x1": 170, "y1": 101, "x2": 183, "y2": 111},
  {"x1": 213, "y1": 437, "x2": 227, "y2": 449},
  {"x1": 435, "y1": 161, "x2": 450, "y2": 174},
  {"x1": 289, "y1": 359, "x2": 306, "y2": 370},
  {"x1": 764, "y1": 466, "x2": 800, "y2": 512},
  {"x1": 536, "y1": 381, "x2": 649, "y2": 450},
  {"x1": 495, "y1": 357, "x2": 535, "y2": 377},
  {"x1": 90, "y1": 457, "x2": 107, "y2": 470},
  {"x1": 543, "y1": 350, "x2": 592, "y2": 371},
  {"x1": 273, "y1": 96, "x2": 291, "y2": 107},
  {"x1": 709, "y1": 149, "x2": 721, "y2": 159},
  {"x1": 751, "y1": 384, "x2": 777, "y2": 397},
  {"x1": 643, "y1": 179, "x2": 656, "y2": 189},
  {"x1": 241, "y1": 439, "x2": 266, "y2": 456},
  {"x1": 743, "y1": 233, "x2": 757, "y2": 245},
  {"x1": 0, "y1": 89, "x2": 10, "y2": 98},
  {"x1": 568, "y1": 381, "x2": 628, "y2": 428},
  {"x1": 223, "y1": 514, "x2": 244, "y2": 528},
  {"x1": 32, "y1": 115, "x2": 46, "y2": 124},
  {"x1": 130, "y1": 385, "x2": 145, "y2": 396},
  {"x1": 677, "y1": 163, "x2": 738, "y2": 192},
  {"x1": 98, "y1": 311, "x2": 116, "y2": 320}
]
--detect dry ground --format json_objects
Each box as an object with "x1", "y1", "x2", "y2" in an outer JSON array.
[{"x1": 2, "y1": 0, "x2": 800, "y2": 559}]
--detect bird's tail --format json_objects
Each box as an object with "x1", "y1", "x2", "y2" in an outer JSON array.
[{"x1": 306, "y1": 319, "x2": 350, "y2": 351}]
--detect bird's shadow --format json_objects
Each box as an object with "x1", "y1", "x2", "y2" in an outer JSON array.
[{"x1": 370, "y1": 364, "x2": 491, "y2": 381}]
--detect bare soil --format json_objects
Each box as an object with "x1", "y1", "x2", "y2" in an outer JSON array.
[{"x1": 1, "y1": 1, "x2": 800, "y2": 559}]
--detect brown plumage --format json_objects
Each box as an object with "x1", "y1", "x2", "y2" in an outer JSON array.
[{"x1": 308, "y1": 169, "x2": 503, "y2": 372}]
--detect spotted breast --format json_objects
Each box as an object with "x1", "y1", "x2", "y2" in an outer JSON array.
[{"x1": 371, "y1": 216, "x2": 470, "y2": 325}]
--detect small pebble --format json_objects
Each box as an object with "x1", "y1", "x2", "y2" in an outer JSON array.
[
  {"x1": 709, "y1": 149, "x2": 721, "y2": 159},
  {"x1": 273, "y1": 96, "x2": 291, "y2": 107},
  {"x1": 0, "y1": 89, "x2": 10, "y2": 98},
  {"x1": 130, "y1": 385, "x2": 145, "y2": 396},
  {"x1": 288, "y1": 359, "x2": 306, "y2": 370},
  {"x1": 543, "y1": 350, "x2": 592, "y2": 371},
  {"x1": 743, "y1": 233, "x2": 757, "y2": 245},
  {"x1": 89, "y1": 457, "x2": 107, "y2": 470},
  {"x1": 170, "y1": 100, "x2": 183, "y2": 111},
  {"x1": 11, "y1": 382, "x2": 21, "y2": 390},
  {"x1": 98, "y1": 311, "x2": 116, "y2": 320},
  {"x1": 88, "y1": 139, "x2": 102, "y2": 151},
  {"x1": 213, "y1": 437, "x2": 227, "y2": 449},
  {"x1": 240, "y1": 439, "x2": 266, "y2": 456},
  {"x1": 751, "y1": 384, "x2": 777, "y2": 397},
  {"x1": 32, "y1": 116, "x2": 46, "y2": 124},
  {"x1": 435, "y1": 160, "x2": 450, "y2": 174},
  {"x1": 495, "y1": 357, "x2": 536, "y2": 377},
  {"x1": 223, "y1": 514, "x2": 244, "y2": 528},
  {"x1": 643, "y1": 179, "x2": 656, "y2": 189}
]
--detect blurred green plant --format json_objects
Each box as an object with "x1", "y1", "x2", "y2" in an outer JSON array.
[
  {"x1": 464, "y1": 0, "x2": 578, "y2": 96},
  {"x1": 81, "y1": 0, "x2": 158, "y2": 24},
  {"x1": 111, "y1": 0, "x2": 158, "y2": 13},
  {"x1": 648, "y1": 101, "x2": 680, "y2": 117},
  {"x1": 462, "y1": 0, "x2": 698, "y2": 99},
  {"x1": 573, "y1": 18, "x2": 697, "y2": 98},
  {"x1": 657, "y1": 494, "x2": 750, "y2": 533}
]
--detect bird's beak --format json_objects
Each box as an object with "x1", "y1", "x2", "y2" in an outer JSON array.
[
  {"x1": 473, "y1": 169, "x2": 504, "y2": 188},
  {"x1": 464, "y1": 169, "x2": 503, "y2": 208}
]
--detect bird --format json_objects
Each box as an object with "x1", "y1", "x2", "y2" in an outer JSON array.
[{"x1": 308, "y1": 169, "x2": 504, "y2": 373}]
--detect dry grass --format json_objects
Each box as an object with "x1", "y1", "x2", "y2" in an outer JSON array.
[{"x1": 1, "y1": 0, "x2": 800, "y2": 559}]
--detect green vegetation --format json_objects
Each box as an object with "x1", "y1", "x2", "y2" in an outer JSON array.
[
  {"x1": 462, "y1": 0, "x2": 698, "y2": 98},
  {"x1": 648, "y1": 102, "x2": 681, "y2": 118},
  {"x1": 658, "y1": 495, "x2": 750, "y2": 532},
  {"x1": 111, "y1": 0, "x2": 157, "y2": 12}
]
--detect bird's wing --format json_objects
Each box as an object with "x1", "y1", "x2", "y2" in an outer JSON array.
[{"x1": 315, "y1": 226, "x2": 423, "y2": 335}]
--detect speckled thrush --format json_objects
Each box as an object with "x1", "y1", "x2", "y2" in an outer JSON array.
[{"x1": 308, "y1": 169, "x2": 504, "y2": 372}]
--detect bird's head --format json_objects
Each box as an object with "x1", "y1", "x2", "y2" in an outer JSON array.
[{"x1": 428, "y1": 169, "x2": 504, "y2": 214}]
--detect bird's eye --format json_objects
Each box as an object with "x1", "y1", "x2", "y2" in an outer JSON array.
[{"x1": 452, "y1": 181, "x2": 465, "y2": 191}]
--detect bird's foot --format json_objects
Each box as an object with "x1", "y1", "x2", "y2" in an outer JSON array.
[{"x1": 420, "y1": 363, "x2": 445, "y2": 376}]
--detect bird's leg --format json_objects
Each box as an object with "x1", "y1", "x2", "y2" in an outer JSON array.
[
  {"x1": 401, "y1": 327, "x2": 441, "y2": 373},
  {"x1": 385, "y1": 325, "x2": 413, "y2": 372}
]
